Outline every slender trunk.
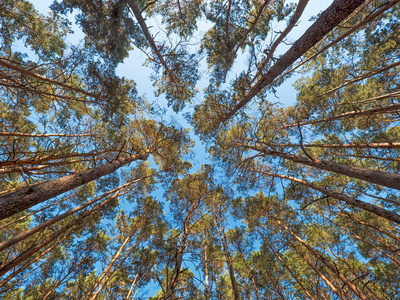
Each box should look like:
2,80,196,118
248,143,400,190
0,176,149,252
0,132,94,138
254,170,400,224
0,58,99,98
212,206,240,300
126,0,174,80
214,273,222,300
235,246,262,300
277,220,368,299
0,151,149,220
165,200,199,299
0,150,111,168
89,249,133,300
280,231,346,300
203,242,210,300
320,60,400,97
252,225,315,300
221,0,366,122
124,250,151,300
0,234,69,288
285,101,400,128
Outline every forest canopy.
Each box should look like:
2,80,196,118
1,0,400,299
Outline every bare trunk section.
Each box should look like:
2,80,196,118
0,175,152,252
221,0,366,122
281,232,346,300
212,206,240,300
254,170,400,224
165,200,200,299
0,151,149,220
248,144,400,191
0,234,69,289
0,132,94,138
126,0,174,80
284,101,400,128
0,58,99,98
252,225,315,300
277,221,368,299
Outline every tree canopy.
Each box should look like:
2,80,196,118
1,0,400,299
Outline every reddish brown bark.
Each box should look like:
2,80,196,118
252,225,315,300
277,221,368,299
284,101,400,128
247,144,400,191
255,170,400,224
212,206,240,300
221,0,366,122
0,151,149,220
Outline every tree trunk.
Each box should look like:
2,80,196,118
126,0,174,80
0,234,69,289
252,225,315,300
248,145,400,191
124,250,151,300
255,170,400,224
84,231,137,300
165,201,199,299
0,175,150,252
0,151,149,220
285,101,400,128
277,221,368,299
280,230,346,300
212,206,240,300
221,0,366,122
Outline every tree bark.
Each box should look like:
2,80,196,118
0,151,149,220
0,131,94,138
281,232,346,300
165,200,200,299
221,0,366,122
0,180,135,252
270,0,400,89
284,101,400,128
277,221,368,299
252,225,315,300
212,206,240,300
249,145,400,191
255,170,400,224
